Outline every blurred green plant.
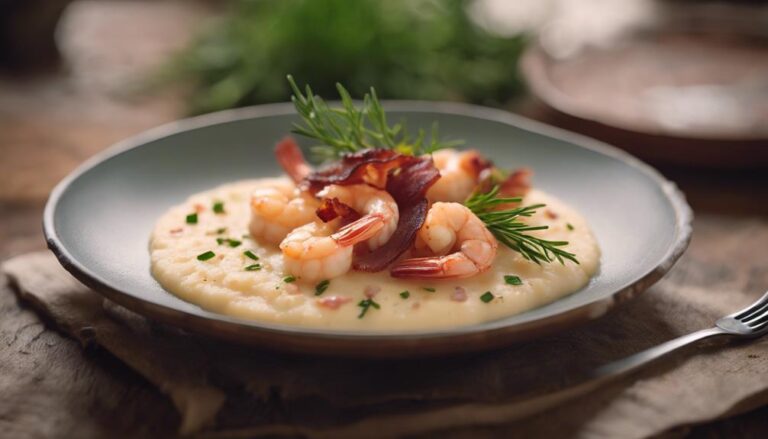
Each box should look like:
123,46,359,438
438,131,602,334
166,0,527,114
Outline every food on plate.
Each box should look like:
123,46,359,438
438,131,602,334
149,76,600,330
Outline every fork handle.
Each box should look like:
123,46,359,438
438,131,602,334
591,327,729,379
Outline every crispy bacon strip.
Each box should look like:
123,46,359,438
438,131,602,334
353,156,440,272
275,137,312,183
304,148,409,193
316,197,361,224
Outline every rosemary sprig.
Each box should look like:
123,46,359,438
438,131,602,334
466,187,579,265
287,75,461,162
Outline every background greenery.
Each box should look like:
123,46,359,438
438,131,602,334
167,0,527,114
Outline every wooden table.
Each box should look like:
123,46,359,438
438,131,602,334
1,1,766,437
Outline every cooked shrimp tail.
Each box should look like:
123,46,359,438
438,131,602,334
333,214,385,246
390,245,493,279
275,136,311,183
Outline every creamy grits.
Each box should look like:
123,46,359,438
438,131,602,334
150,178,600,331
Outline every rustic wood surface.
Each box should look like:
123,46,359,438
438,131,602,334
0,1,767,437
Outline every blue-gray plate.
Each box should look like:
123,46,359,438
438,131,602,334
44,102,692,357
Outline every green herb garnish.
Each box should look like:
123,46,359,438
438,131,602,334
283,275,296,283
197,251,216,261
213,201,225,214
245,264,262,271
186,213,198,224
466,186,578,265
288,75,461,162
400,291,410,299
504,275,523,286
243,250,259,261
217,238,242,248
423,287,436,292
314,280,330,296
357,298,381,318
480,291,494,303
567,223,575,231
216,227,227,234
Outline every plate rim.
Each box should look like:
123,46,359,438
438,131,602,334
43,101,693,355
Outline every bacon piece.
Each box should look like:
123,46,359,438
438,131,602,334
275,136,312,183
466,151,494,179
451,286,468,302
304,148,409,193
353,156,440,272
316,296,352,310
500,167,532,198
315,197,361,224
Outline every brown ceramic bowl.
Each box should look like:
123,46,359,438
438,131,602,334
521,33,768,168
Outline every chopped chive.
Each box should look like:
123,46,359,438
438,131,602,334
423,287,436,292
213,201,225,214
216,227,227,234
314,280,330,296
216,238,242,247
245,264,261,271
480,291,495,303
566,223,575,231
243,250,259,261
185,213,198,224
283,275,296,283
357,298,381,318
400,290,410,299
504,275,523,286
197,251,215,261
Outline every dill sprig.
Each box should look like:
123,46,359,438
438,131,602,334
466,187,579,265
287,75,461,162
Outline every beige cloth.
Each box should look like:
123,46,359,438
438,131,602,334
3,246,768,438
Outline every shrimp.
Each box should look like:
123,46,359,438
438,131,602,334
249,180,320,245
426,149,490,203
316,184,399,251
390,202,497,279
280,216,384,282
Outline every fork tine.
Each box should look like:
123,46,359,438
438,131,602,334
750,319,768,332
734,291,768,319
741,301,768,322
747,312,768,329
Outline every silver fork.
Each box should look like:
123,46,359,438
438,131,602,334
507,291,768,420
593,290,768,379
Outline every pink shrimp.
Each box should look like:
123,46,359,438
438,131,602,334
390,202,498,279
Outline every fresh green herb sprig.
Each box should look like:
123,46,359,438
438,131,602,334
287,75,461,162
165,0,526,116
466,187,579,265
